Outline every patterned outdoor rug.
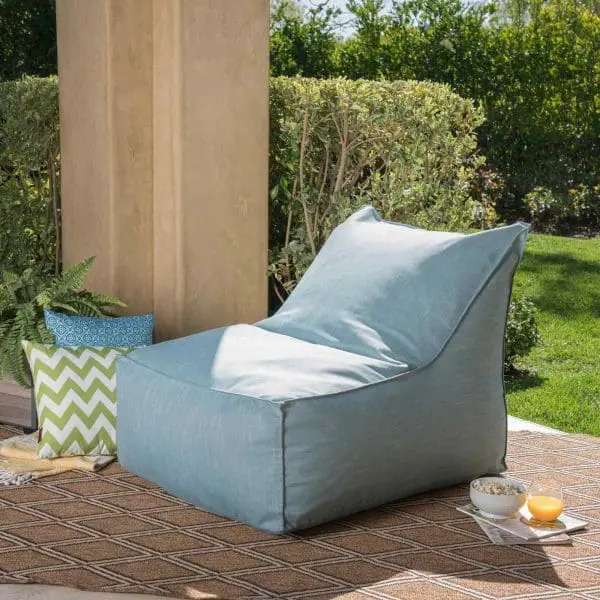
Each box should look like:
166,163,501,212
0,426,599,600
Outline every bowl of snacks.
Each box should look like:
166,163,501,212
470,476,527,517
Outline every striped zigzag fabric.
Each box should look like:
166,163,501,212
21,342,134,459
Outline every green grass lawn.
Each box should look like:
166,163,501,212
507,233,600,436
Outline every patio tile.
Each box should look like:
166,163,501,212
0,428,20,440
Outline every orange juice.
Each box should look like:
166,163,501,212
528,495,564,522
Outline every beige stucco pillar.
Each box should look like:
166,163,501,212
56,0,269,340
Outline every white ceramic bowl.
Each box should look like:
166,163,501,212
469,477,527,517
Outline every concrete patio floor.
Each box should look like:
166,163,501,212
1,416,563,600
506,415,562,434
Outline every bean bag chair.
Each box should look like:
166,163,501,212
117,206,529,533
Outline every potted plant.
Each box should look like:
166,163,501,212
0,257,124,429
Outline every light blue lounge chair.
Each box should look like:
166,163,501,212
117,206,529,533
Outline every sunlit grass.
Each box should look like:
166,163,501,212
507,234,600,436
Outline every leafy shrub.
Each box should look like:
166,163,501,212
0,0,57,80
505,297,541,370
524,187,572,233
525,184,600,235
475,0,600,221
470,168,503,230
568,184,600,234
0,258,124,387
270,0,340,78
269,76,485,303
2,75,486,309
269,0,600,229
0,76,60,277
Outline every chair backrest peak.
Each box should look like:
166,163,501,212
259,206,529,369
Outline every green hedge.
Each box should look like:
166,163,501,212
0,76,60,277
1,76,487,299
269,77,487,302
0,75,538,367
525,185,600,236
270,0,600,225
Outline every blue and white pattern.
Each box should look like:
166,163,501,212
44,310,154,348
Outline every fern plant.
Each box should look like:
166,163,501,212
0,257,125,387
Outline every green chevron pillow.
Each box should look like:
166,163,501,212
22,342,135,459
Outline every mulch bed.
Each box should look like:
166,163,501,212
0,426,599,599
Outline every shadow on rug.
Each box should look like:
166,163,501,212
0,427,599,599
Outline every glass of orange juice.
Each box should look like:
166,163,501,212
527,484,564,522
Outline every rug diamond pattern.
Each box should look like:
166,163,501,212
0,427,599,599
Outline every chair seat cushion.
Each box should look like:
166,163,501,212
125,324,410,401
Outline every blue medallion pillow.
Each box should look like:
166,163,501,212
44,310,154,348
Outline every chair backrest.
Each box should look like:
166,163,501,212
258,206,529,368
